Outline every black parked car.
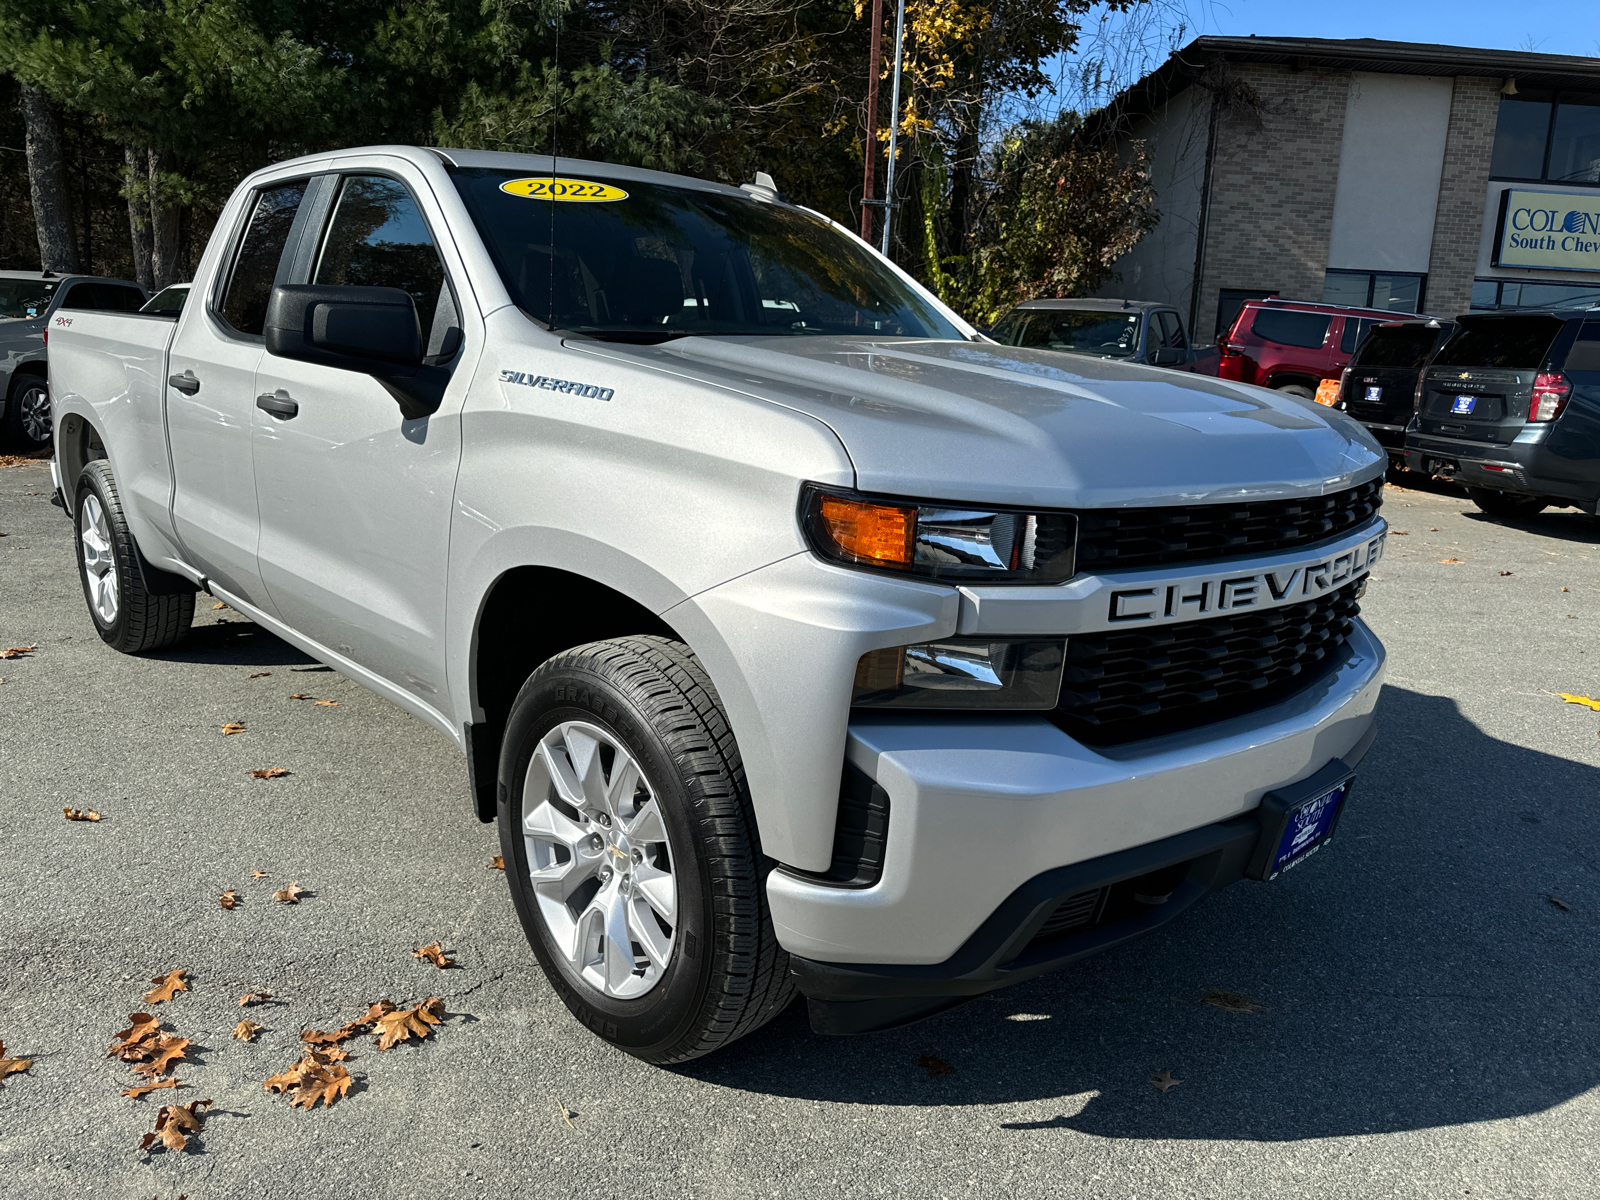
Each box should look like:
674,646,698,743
1335,319,1454,466
1404,310,1600,518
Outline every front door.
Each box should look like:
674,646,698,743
166,178,310,604
250,170,470,707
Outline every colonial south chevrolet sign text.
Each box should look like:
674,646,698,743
1494,189,1600,273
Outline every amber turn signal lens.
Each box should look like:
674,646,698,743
816,494,916,567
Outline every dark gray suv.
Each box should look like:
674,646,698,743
1404,310,1600,518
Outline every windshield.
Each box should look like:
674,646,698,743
1433,315,1565,369
990,308,1142,358
0,280,58,319
449,167,963,342
1354,324,1445,370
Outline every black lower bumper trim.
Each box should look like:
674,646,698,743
791,759,1358,1035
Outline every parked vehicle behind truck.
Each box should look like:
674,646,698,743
1331,318,1455,467
989,298,1221,375
0,270,147,452
48,146,1388,1063
1219,298,1438,400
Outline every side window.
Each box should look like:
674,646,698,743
313,175,452,352
1251,309,1330,350
221,180,309,336
59,283,98,310
1158,311,1186,349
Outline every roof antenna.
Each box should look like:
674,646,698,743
548,2,563,328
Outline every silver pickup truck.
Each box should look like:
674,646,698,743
48,145,1388,1063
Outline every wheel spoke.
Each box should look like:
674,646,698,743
624,796,668,846
634,862,676,925
534,737,586,809
626,894,673,966
601,885,636,992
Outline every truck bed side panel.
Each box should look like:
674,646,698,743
49,312,183,568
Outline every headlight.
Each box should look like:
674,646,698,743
853,639,1066,710
800,485,1077,584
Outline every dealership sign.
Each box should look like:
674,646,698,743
1494,189,1600,273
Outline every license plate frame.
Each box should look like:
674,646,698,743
1247,759,1355,881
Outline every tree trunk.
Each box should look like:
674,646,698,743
124,144,154,290
18,83,80,274
148,147,180,288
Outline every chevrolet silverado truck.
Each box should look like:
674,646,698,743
48,146,1389,1063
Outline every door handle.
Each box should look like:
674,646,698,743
255,390,299,420
168,370,201,395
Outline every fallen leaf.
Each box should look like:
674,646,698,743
1430,527,1439,531
251,870,267,880
273,881,305,904
302,999,397,1047
212,602,227,610
412,941,456,969
1557,693,1600,712
264,1049,354,1109
557,1101,576,1129
108,1015,190,1080
233,1020,261,1042
108,1013,162,1058
0,645,35,659
250,767,289,780
1438,557,1464,565
144,969,190,1004
239,992,272,1007
374,997,445,1050
1562,586,1570,592
917,1054,952,1077
121,1079,181,1099
249,671,272,679
1201,988,1265,1013
221,722,245,735
139,1098,212,1152
488,855,505,870
315,1045,353,1062
1550,895,1573,912
219,890,238,910
313,699,338,707
288,693,308,700
0,1040,33,1084
1150,1069,1180,1093
1391,530,1408,535
63,807,102,822
1499,570,1514,576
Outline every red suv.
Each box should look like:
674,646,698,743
1218,298,1439,397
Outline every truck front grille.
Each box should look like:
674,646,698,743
1052,579,1363,746
1073,479,1382,572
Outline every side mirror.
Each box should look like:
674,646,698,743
264,284,445,420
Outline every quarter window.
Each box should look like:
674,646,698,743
220,180,309,336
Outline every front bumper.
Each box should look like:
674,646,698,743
1404,428,1600,509
769,619,1385,1031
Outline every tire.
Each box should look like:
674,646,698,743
73,461,195,653
498,636,795,1063
1275,383,1315,400
1466,487,1548,519
3,375,52,452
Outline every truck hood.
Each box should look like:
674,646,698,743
599,335,1386,508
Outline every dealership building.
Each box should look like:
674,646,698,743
1093,36,1600,340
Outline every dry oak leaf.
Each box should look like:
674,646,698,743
212,602,227,610
264,1049,355,1109
917,1054,952,1077
488,855,505,871
288,693,309,700
1391,530,1408,535
219,890,238,910
1562,586,1571,592
1500,570,1515,576
412,941,456,969
1557,693,1600,712
250,767,289,780
249,671,272,679
0,1040,34,1084
1438,557,1464,565
0,645,35,658
233,1020,262,1042
144,969,190,1004
313,699,338,707
1150,1069,1180,1093
131,1038,191,1079
239,991,272,1007
301,999,396,1048
374,997,445,1050
108,1013,163,1059
251,870,267,880
221,722,245,735
1201,988,1265,1013
139,1098,212,1152
273,881,306,904
121,1079,181,1099
63,807,102,822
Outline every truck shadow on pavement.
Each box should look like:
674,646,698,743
149,620,320,668
687,684,1600,1141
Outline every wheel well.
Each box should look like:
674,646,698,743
54,413,106,508
8,362,46,395
1266,373,1319,392
466,566,678,822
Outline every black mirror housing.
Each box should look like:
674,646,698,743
264,284,447,420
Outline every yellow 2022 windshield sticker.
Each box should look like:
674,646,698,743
500,177,629,202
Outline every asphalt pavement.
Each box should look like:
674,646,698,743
2,457,1599,1200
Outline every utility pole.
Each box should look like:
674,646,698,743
859,0,885,242
879,0,907,257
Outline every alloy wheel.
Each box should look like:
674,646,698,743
17,382,51,444
79,493,119,625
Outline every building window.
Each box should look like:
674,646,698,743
1490,89,1600,185
1321,269,1425,313
1215,288,1278,339
1471,277,1600,310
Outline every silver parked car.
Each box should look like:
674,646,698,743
0,270,147,451
47,147,1388,1062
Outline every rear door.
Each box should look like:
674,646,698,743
1417,314,1568,446
249,167,472,704
166,176,313,604
1345,323,1442,429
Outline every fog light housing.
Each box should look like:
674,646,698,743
852,639,1066,710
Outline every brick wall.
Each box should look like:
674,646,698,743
1426,76,1501,316
1193,64,1351,339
